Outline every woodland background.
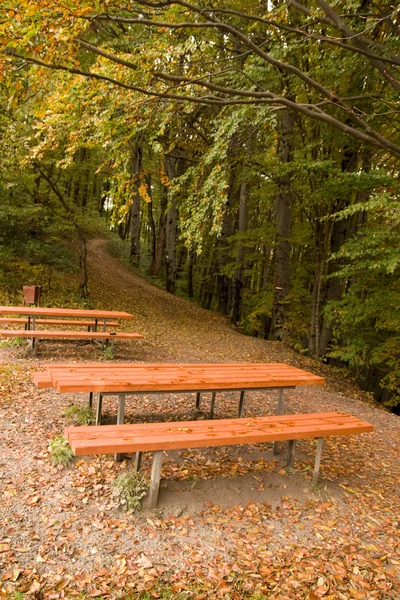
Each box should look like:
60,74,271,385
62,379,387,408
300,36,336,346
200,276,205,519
0,0,399,407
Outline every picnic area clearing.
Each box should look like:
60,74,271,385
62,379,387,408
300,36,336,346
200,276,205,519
0,239,399,599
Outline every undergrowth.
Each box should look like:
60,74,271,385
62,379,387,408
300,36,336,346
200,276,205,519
112,470,149,512
64,403,95,425
48,435,74,466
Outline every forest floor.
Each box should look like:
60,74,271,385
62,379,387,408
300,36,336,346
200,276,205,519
0,239,399,599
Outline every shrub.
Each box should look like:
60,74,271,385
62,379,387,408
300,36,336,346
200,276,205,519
64,403,94,425
48,435,74,466
112,470,149,512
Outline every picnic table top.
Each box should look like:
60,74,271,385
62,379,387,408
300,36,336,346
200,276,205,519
0,306,135,319
33,362,325,393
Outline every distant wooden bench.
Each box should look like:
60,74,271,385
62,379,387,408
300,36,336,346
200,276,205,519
65,412,374,508
0,330,144,354
0,318,120,330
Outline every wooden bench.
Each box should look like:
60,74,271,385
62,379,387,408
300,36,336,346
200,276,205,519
0,318,120,330
65,412,374,508
0,330,144,354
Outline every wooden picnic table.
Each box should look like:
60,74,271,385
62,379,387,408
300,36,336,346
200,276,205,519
0,306,137,353
33,363,325,446
0,306,135,329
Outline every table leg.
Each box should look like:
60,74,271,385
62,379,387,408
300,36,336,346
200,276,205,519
101,319,107,350
95,394,103,426
238,391,246,418
88,392,93,409
31,317,37,353
195,392,201,410
134,452,142,472
115,394,126,462
272,389,285,455
209,392,216,419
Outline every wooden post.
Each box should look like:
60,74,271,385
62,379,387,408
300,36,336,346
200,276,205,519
148,451,163,509
313,438,324,485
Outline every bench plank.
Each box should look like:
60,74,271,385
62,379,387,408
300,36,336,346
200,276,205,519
0,330,143,340
65,412,373,455
0,306,135,319
0,318,120,327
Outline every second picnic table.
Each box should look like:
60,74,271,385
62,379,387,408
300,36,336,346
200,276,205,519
0,306,141,352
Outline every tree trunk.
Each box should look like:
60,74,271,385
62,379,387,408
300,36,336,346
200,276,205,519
77,227,88,297
270,110,295,341
188,244,195,299
164,154,177,293
146,174,156,261
216,169,234,314
129,143,143,266
230,178,249,324
318,145,360,355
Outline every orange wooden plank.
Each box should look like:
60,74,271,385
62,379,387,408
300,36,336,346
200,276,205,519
0,306,135,319
0,318,120,327
32,363,325,391
55,377,322,393
0,330,143,340
64,412,359,436
64,412,374,455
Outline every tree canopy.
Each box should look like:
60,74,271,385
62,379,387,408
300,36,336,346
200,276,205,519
0,0,399,406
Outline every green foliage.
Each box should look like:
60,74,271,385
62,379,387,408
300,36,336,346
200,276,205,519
112,470,149,513
64,404,95,426
48,435,74,466
0,337,24,348
100,345,115,361
9,593,25,600
325,193,400,405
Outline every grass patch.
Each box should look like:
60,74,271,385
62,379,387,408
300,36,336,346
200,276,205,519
112,470,149,513
100,345,115,360
48,435,74,466
64,403,95,425
0,337,25,348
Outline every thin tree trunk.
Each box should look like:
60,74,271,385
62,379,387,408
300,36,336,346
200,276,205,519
146,174,156,261
77,227,88,297
164,154,177,293
217,169,234,314
230,178,249,323
130,143,143,266
270,110,295,341
188,244,195,299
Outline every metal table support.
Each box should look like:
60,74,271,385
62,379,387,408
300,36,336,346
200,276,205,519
92,386,293,431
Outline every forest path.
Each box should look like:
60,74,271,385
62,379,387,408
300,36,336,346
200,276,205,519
86,238,299,365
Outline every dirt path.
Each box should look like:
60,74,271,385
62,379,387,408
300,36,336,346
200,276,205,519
0,239,399,598
86,239,299,365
